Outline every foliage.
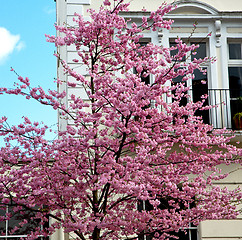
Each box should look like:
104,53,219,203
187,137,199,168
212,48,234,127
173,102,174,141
233,112,242,121
0,0,241,240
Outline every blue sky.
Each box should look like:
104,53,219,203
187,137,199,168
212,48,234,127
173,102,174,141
0,0,57,140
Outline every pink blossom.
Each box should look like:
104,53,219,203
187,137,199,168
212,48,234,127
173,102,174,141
0,1,241,240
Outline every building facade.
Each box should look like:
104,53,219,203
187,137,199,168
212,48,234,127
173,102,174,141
54,1,242,240
56,0,242,133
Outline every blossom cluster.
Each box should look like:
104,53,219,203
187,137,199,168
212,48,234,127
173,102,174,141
0,1,241,240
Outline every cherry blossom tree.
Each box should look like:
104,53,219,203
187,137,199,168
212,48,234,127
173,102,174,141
0,0,241,239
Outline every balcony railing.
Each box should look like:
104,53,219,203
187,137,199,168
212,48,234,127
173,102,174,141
163,89,242,130
204,89,242,130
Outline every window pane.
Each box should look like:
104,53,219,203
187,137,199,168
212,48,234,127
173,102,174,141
0,205,49,239
170,42,186,61
228,67,242,98
170,230,189,240
170,42,178,57
229,43,242,59
141,72,150,85
138,234,144,240
9,207,40,235
172,69,187,107
192,69,209,124
191,229,198,240
146,235,153,240
191,42,206,60
137,200,144,211
145,201,153,212
0,208,6,236
134,41,151,85
229,67,242,129
172,74,185,84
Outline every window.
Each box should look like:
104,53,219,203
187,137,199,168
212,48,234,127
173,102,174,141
229,43,242,59
0,205,48,240
170,41,207,62
133,39,152,116
134,39,151,85
169,224,198,240
191,42,206,61
137,198,198,240
170,42,186,62
192,69,209,124
228,41,242,129
172,71,188,107
170,41,209,124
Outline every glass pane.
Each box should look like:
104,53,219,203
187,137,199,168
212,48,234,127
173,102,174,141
170,230,189,240
138,234,145,240
145,201,153,211
229,43,242,59
228,67,242,98
158,198,169,210
170,42,186,61
192,69,209,124
141,72,150,85
138,231,152,240
0,208,6,236
229,67,242,129
231,99,242,130
137,200,144,211
9,208,40,235
172,74,185,84
191,229,198,240
172,69,187,107
191,42,206,60
133,68,150,85
135,41,151,85
146,234,153,240
170,42,178,56
0,205,48,239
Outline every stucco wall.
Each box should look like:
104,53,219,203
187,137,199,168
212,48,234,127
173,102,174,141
54,0,242,239
81,0,242,14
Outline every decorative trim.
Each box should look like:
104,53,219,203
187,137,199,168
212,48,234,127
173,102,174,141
170,0,219,15
215,20,221,47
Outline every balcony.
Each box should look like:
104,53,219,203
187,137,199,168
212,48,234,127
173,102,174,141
189,89,242,130
206,89,242,130
164,89,242,130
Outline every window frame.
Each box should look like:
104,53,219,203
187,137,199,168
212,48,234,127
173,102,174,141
137,199,199,240
168,39,210,125
0,204,49,240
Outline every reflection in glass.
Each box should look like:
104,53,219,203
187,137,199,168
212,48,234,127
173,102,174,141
229,43,242,59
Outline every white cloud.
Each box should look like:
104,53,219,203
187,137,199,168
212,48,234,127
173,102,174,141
0,27,23,64
16,41,25,51
44,6,56,15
